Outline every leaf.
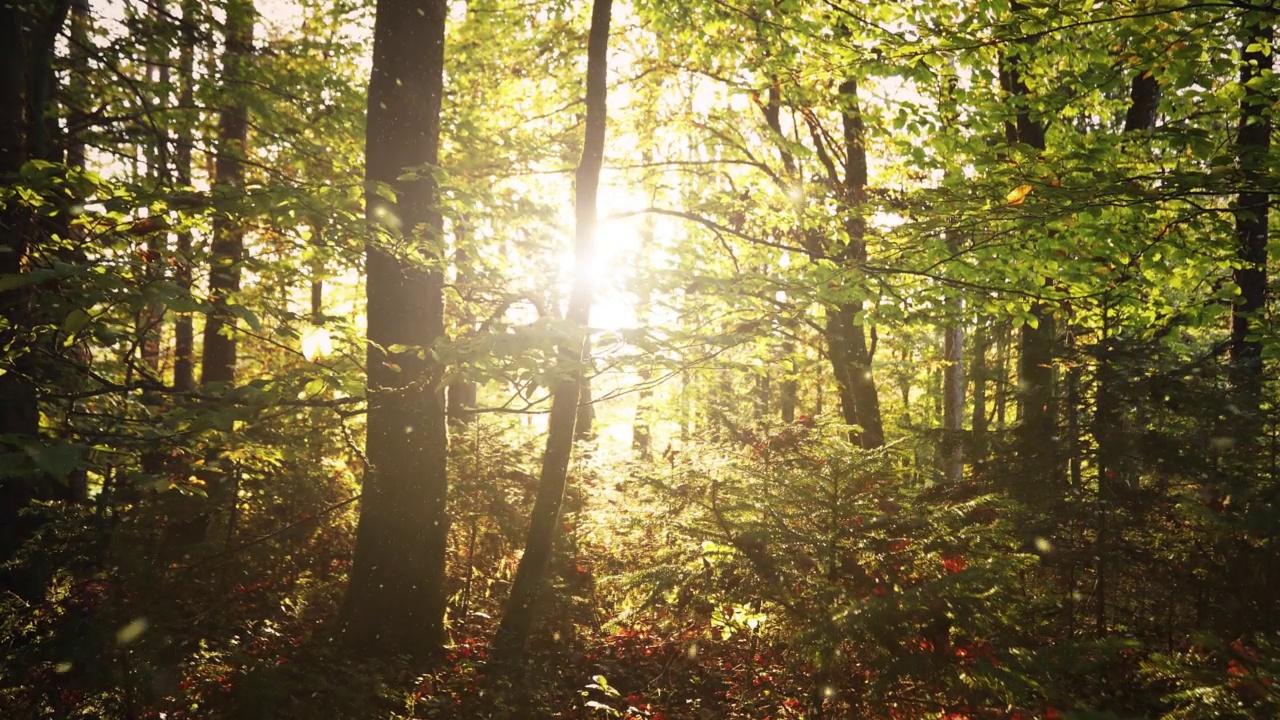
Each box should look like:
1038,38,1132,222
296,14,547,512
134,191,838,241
63,308,92,335
26,441,83,481
230,304,262,332
1006,184,1034,206
0,274,30,293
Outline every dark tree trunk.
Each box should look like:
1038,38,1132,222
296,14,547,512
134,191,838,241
1095,69,1161,633
341,0,451,658
171,0,197,393
178,0,251,548
1095,70,1159,489
200,0,252,389
64,0,88,171
0,0,73,593
492,0,612,663
824,77,883,450
140,0,170,377
1000,12,1054,488
762,85,798,426
310,223,324,322
1231,11,1271,424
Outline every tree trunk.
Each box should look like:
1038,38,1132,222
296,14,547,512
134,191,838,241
632,369,653,460
1094,67,1161,637
200,0,252,388
341,0,451,658
943,320,964,483
171,0,198,393
995,320,1009,428
0,0,73,594
970,324,988,460
763,84,800,427
780,342,797,424
447,242,477,425
575,344,596,443
140,0,169,377
1231,10,1271,429
831,77,883,450
492,0,611,663
1000,12,1054,489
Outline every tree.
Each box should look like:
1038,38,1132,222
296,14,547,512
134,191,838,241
201,0,253,390
172,0,200,394
492,0,612,663
0,0,72,591
1230,7,1272,431
341,0,451,657
1001,2,1054,492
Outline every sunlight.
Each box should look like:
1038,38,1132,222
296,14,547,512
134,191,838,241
549,179,649,333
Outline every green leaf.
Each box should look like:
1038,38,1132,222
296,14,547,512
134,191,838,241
25,441,82,481
63,308,92,335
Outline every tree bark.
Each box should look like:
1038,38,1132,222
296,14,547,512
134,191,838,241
762,85,799,425
943,319,964,483
0,0,73,593
492,0,612,663
140,0,170,377
1231,10,1271,427
447,241,477,425
1000,11,1054,488
341,0,451,658
825,77,884,450
970,324,988,460
201,0,252,388
170,0,199,393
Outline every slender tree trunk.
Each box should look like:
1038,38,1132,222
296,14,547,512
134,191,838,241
171,0,197,393
1095,69,1161,634
827,77,884,450
1231,10,1272,431
201,0,252,387
341,0,450,658
310,222,324,322
995,321,1009,428
140,0,169,377
1000,12,1054,489
184,0,251,546
575,343,596,443
780,343,797,424
970,324,988,460
679,369,691,442
943,319,964,483
65,0,88,171
763,84,799,426
632,369,653,460
492,0,611,662
755,371,771,422
447,241,477,425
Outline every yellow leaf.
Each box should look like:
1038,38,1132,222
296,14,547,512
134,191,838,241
1006,184,1034,206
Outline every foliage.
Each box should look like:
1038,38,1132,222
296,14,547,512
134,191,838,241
2,0,1280,717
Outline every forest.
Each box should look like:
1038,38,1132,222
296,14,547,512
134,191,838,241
2,0,1279,717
